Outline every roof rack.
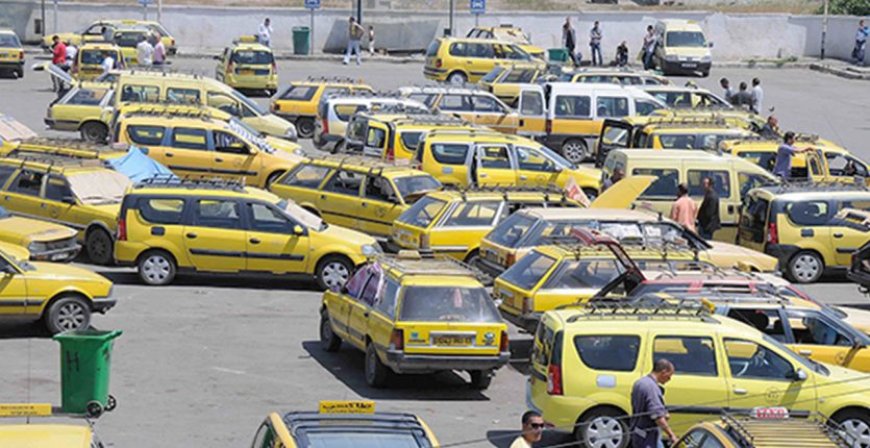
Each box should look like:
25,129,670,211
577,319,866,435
771,178,869,193
444,184,577,203
721,412,851,448
134,175,247,191
304,75,362,84
322,90,405,100
376,254,490,283
631,290,791,308
399,84,484,94
565,299,719,323
642,116,731,127
17,138,121,155
6,151,108,168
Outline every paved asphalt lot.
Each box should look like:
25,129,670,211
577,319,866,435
1,55,869,447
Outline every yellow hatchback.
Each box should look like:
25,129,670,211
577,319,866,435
271,77,374,139
215,40,278,95
320,252,509,389
423,37,544,84
0,29,24,79
72,43,123,81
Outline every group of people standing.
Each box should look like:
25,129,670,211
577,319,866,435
133,32,168,67
719,77,764,114
255,16,375,65
560,18,652,69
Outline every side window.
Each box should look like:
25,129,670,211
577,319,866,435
787,310,853,346
279,85,317,101
126,125,165,145
596,96,630,118
728,309,788,342
45,175,73,202
366,127,386,149
635,99,661,116
360,269,382,306
193,199,242,229
207,92,242,117
0,165,16,188
554,95,591,118
785,200,831,226
344,266,373,299
439,95,473,112
845,156,869,177
738,172,769,198
280,165,331,189
442,201,500,227
119,84,159,103
374,278,399,318
687,170,731,198
171,127,209,151
477,146,511,169
635,168,678,199
516,146,558,172
248,203,294,233
574,335,640,371
166,87,200,105
214,131,250,155
448,42,467,57
542,259,622,289
324,170,363,196
138,198,185,225
468,43,495,58
653,336,717,376
9,170,43,197
724,338,795,380
431,143,469,165
520,91,544,115
472,96,503,113
364,176,397,203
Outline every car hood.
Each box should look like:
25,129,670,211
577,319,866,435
0,217,77,243
26,262,111,284
249,114,295,137
264,137,304,159
0,242,30,261
707,241,778,271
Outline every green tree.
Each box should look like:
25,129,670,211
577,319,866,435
826,0,870,16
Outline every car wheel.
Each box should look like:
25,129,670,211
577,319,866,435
561,139,589,164
831,409,870,448
80,122,108,143
320,311,342,352
365,342,390,388
576,408,628,448
447,71,468,85
86,228,113,265
15,69,23,79
316,255,352,291
700,70,710,78
296,118,315,139
464,250,481,266
138,250,177,286
469,369,493,390
582,188,599,202
788,251,824,284
331,140,346,154
45,295,91,334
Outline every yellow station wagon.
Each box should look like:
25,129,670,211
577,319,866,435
0,205,80,262
320,252,509,389
0,29,24,79
271,77,374,139
215,39,278,95
423,37,544,84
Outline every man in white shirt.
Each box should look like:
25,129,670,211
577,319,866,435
101,52,115,74
136,35,154,66
64,41,77,68
258,18,273,47
751,77,764,114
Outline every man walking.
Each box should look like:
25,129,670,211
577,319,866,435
153,32,166,67
136,34,154,67
509,411,544,448
629,359,677,448
50,36,67,91
642,25,656,70
773,131,813,179
258,18,273,47
670,183,697,233
751,78,764,114
854,20,868,65
697,177,720,240
563,18,577,65
590,21,602,66
719,78,733,103
344,17,366,65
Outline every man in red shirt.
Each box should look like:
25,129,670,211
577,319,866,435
50,36,67,91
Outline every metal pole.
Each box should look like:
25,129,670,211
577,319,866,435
53,0,58,33
474,12,478,27
310,8,315,55
820,0,829,60
158,0,163,22
356,0,362,23
40,0,45,37
143,3,148,20
449,0,454,36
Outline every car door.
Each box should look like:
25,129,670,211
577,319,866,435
182,197,246,272
781,308,870,372
212,129,262,185
3,168,50,223
41,174,84,242
596,119,634,167
516,86,546,137
830,198,870,267
368,277,400,352
473,144,516,186
361,121,389,158
161,127,212,179
317,169,365,229
513,145,561,187
244,201,309,275
471,95,517,134
329,266,374,344
0,254,27,316
215,48,229,81
347,267,382,348
360,175,403,238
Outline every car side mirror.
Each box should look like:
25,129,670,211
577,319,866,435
790,368,808,381
708,42,714,48
292,225,304,236
61,195,76,205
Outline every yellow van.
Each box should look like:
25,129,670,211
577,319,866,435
345,111,474,161
0,29,24,79
72,43,124,81
399,86,519,134
271,77,374,138
43,19,177,55
214,40,278,95
725,138,868,184
653,19,714,76
466,25,546,59
423,37,545,84
603,149,778,242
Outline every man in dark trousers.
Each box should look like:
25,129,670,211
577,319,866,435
629,359,677,448
563,17,577,65
697,177,720,240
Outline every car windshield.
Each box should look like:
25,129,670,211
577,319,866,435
499,251,555,290
1,251,35,272
393,176,441,201
486,213,538,248
400,286,501,322
80,50,105,65
0,34,21,47
278,199,325,231
481,67,505,83
115,32,145,48
227,118,275,154
762,333,829,376
231,50,274,64
231,88,268,116
666,31,707,48
396,196,446,228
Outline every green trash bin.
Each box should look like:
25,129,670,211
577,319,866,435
548,48,569,63
53,329,122,417
293,26,311,55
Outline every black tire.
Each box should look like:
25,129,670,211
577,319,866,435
464,249,481,266
296,118,315,139
365,342,390,388
86,401,103,418
787,250,824,284
447,71,468,85
44,295,91,334
80,122,108,143
15,69,23,79
469,369,494,390
561,139,589,164
331,140,346,154
85,228,113,265
265,171,285,188
700,70,710,78
582,188,599,202
830,409,870,447
315,255,353,291
575,408,628,448
137,250,177,286
320,311,342,352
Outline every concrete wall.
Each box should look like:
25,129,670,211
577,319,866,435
2,0,865,61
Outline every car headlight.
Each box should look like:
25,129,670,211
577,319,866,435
665,55,680,62
285,125,298,141
361,244,381,257
701,55,712,62
28,242,47,253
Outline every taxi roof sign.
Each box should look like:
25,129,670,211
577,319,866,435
318,401,376,414
750,406,789,420
0,403,53,418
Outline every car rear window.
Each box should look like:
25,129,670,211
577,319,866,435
306,430,428,448
442,201,500,227
0,34,21,47
574,335,640,371
231,50,274,64
504,69,535,83
400,286,500,323
426,40,440,57
65,89,108,106
486,213,538,248
280,85,316,101
393,175,441,201
635,168,678,199
541,259,623,290
499,251,555,290
126,125,165,145
397,196,446,228
80,50,105,65
137,198,185,224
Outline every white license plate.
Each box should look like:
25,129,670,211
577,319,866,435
51,253,67,261
683,62,698,68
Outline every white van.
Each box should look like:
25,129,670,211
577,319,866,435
653,19,713,77
314,95,428,152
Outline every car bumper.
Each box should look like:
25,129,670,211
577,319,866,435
227,77,278,90
44,118,80,132
384,349,511,373
30,244,81,263
91,295,117,313
423,67,448,81
660,60,711,74
476,257,506,279
0,61,23,70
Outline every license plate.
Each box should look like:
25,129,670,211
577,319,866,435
683,62,698,68
51,253,67,261
239,69,254,75
433,335,473,347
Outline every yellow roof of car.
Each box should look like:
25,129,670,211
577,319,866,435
751,182,870,201
302,155,427,177
79,42,119,51
436,36,514,45
424,188,580,204
131,180,281,201
292,78,367,88
118,103,231,120
546,303,737,330
644,125,753,135
0,424,92,447
119,113,230,128
232,42,272,52
710,414,849,447
534,243,699,262
0,152,112,173
424,129,539,145
614,149,773,168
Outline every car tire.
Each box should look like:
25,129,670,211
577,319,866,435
86,228,113,265
15,69,23,79
582,188,598,202
464,250,481,266
469,369,493,390
575,408,628,448
296,118,315,139
831,409,870,447
320,311,342,352
447,71,468,85
787,250,824,284
44,295,91,334
365,342,390,388
265,171,284,188
80,122,108,143
561,139,589,164
700,70,710,78
137,250,177,286
315,255,353,291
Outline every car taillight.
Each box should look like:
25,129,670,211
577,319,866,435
272,62,277,74
420,233,429,249
499,330,509,352
547,363,563,395
117,218,127,241
18,51,24,60
322,118,329,135
390,329,404,350
545,119,552,134
435,58,442,68
767,222,778,245
522,296,533,315
506,253,516,267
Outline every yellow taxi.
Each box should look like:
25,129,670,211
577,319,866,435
44,81,114,142
423,37,545,84
466,25,546,59
725,138,868,184
345,111,474,160
398,86,519,134
558,67,670,86
321,252,509,388
528,301,870,448
0,29,24,79
251,401,439,448
42,19,177,55
115,178,379,289
215,38,278,95
0,206,80,262
673,409,852,447
0,424,105,447
72,42,123,81
413,129,602,197
111,26,151,66
653,19,713,77
478,63,547,106
314,94,430,152
271,77,374,138
114,110,303,188
738,183,870,283
641,84,731,109
269,156,442,240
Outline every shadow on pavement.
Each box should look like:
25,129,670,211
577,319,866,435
0,320,51,339
96,270,321,292
486,429,575,448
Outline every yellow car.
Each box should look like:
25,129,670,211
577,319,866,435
115,178,379,289
0,246,114,334
0,206,80,262
725,138,868,184
738,183,870,283
398,86,518,134
415,129,602,197
72,43,124,81
0,424,105,448
269,156,442,240
314,94,430,152
558,67,670,86
423,37,545,84
43,19,177,55
45,82,115,142
111,26,151,66
215,40,278,95
271,77,374,139
114,110,303,188
466,25,546,59
478,64,547,106
673,410,851,447
345,111,474,160
528,302,870,448
251,401,439,448
320,252,509,388
641,85,731,109
0,29,24,79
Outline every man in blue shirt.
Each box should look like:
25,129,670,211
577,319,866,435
773,131,813,179
854,20,868,65
629,359,677,448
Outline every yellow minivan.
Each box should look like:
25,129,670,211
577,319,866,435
42,19,177,55
725,138,869,185
478,64,547,106
423,37,545,84
653,19,714,77
399,86,519,134
214,40,278,95
345,111,473,161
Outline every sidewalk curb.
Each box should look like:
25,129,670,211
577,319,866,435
809,63,870,80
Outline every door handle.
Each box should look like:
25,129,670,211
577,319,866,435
727,205,736,214
165,152,174,158
249,238,261,244
361,202,368,208
363,311,370,318
215,158,224,163
3,196,9,200
186,232,197,239
834,233,844,238
40,203,46,208
733,388,747,395
479,173,488,178
519,119,525,127
320,194,327,200
519,175,528,180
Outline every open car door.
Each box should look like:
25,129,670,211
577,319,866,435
516,85,546,137
595,118,634,167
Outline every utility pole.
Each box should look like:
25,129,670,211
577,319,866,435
356,0,362,23
40,0,45,37
448,0,454,36
820,0,829,60
158,0,163,22
53,0,58,33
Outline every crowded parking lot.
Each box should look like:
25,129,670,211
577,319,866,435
1,18,870,448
